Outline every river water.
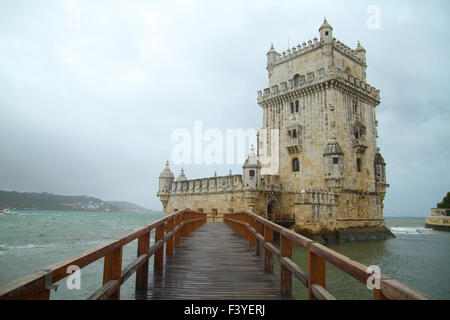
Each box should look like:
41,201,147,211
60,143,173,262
0,211,448,299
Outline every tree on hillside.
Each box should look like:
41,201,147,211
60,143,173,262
437,192,450,208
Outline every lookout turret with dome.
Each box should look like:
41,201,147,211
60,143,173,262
157,161,174,210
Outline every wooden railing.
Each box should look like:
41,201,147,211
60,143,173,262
224,211,433,300
0,209,207,300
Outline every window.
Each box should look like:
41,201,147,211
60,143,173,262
295,100,299,112
249,170,255,177
292,129,297,139
333,157,339,164
352,100,358,113
292,158,300,172
325,31,329,36
293,74,300,86
290,102,294,113
356,158,362,172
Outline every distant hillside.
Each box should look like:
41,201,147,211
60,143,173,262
0,190,159,213
105,201,160,214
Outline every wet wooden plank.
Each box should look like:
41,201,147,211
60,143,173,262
132,222,290,300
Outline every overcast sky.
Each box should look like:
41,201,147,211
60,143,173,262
0,0,449,216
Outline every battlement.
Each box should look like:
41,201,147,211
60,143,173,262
168,174,281,195
257,66,380,104
268,37,364,69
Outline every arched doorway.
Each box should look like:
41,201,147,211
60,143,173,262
266,200,279,221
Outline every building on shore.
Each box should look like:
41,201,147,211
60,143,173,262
426,208,450,231
157,18,394,242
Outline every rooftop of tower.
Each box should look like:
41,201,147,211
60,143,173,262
257,18,380,105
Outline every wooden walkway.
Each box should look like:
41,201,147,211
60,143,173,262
133,222,289,300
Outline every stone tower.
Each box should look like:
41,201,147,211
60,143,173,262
257,18,391,239
157,19,393,242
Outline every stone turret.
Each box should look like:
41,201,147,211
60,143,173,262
157,161,174,210
242,145,261,190
266,43,278,78
323,135,344,191
355,41,367,64
266,43,278,65
374,149,387,185
319,17,333,43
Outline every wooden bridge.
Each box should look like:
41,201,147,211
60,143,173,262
0,210,432,300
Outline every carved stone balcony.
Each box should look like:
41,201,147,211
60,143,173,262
354,137,368,154
286,137,302,154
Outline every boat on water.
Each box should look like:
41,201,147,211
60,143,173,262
425,208,450,231
0,209,19,216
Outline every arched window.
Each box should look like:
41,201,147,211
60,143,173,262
295,100,299,112
356,158,362,172
290,102,294,113
292,158,300,172
249,170,255,178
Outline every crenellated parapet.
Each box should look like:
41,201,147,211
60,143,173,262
267,37,365,69
257,68,380,106
170,174,244,194
167,173,281,195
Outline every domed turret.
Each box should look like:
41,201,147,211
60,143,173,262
158,161,174,193
319,17,333,43
374,149,387,184
323,135,344,156
355,41,367,63
266,43,279,66
243,145,261,189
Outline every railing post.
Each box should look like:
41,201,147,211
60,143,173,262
373,288,387,300
244,213,249,241
280,234,292,296
255,219,263,256
249,216,255,247
135,230,150,291
103,246,123,300
264,225,273,273
154,224,164,270
174,214,181,246
187,212,192,235
182,212,188,238
166,217,174,255
308,241,326,300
